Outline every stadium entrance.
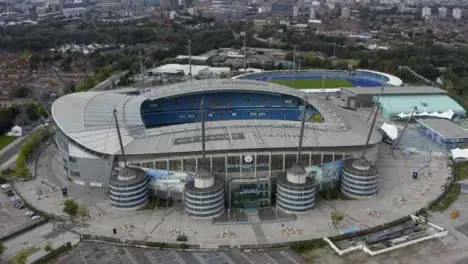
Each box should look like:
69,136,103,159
230,181,271,210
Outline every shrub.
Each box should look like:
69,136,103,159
44,243,53,252
63,199,79,217
0,243,5,255
290,239,327,253
178,243,189,250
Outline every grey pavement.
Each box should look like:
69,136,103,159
15,141,451,249
1,222,80,263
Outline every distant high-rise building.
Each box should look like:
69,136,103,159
309,7,316,19
422,6,431,17
438,7,447,18
341,7,350,18
293,6,298,17
160,0,175,10
453,8,462,20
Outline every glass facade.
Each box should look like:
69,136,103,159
134,150,355,211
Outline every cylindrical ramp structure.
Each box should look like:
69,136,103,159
341,158,378,199
108,167,149,210
276,164,316,214
184,168,225,218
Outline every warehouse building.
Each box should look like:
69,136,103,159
340,86,447,109
416,118,468,150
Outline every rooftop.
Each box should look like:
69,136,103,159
416,118,468,139
342,86,446,96
377,94,466,116
52,79,381,156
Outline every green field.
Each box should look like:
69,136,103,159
270,79,355,89
0,136,15,150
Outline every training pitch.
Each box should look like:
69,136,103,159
270,79,354,89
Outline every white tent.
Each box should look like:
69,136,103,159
451,148,468,160
380,123,398,140
397,109,455,120
6,125,22,137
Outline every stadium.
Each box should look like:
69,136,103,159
234,69,404,88
52,76,386,216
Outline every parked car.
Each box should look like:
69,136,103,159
6,190,14,196
25,211,33,216
1,184,10,189
31,215,40,220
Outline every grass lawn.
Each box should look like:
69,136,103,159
0,135,15,150
270,79,354,89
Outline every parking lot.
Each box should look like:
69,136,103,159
0,184,43,239
54,241,306,264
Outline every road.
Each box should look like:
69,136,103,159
0,125,43,169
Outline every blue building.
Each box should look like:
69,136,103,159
416,118,468,150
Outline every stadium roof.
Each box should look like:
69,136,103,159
52,79,381,156
416,118,468,139
377,94,466,120
342,86,446,95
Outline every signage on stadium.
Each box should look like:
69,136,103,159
261,133,306,139
226,163,270,169
174,133,245,145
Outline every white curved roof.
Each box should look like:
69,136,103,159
355,69,403,86
234,69,404,87
52,79,381,156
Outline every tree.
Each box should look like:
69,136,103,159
0,107,18,135
330,211,345,229
13,86,29,98
0,242,5,255
26,104,39,121
311,113,324,123
63,199,79,217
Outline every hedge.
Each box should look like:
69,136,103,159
15,129,52,177
31,242,72,264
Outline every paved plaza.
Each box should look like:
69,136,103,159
53,241,306,264
13,140,450,248
308,192,468,264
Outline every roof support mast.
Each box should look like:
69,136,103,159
113,109,127,168
362,89,382,159
392,106,418,150
200,97,206,168
188,39,192,78
297,96,308,163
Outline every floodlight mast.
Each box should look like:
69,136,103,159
113,108,127,168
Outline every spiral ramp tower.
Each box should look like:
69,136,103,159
276,164,316,214
108,166,149,210
341,158,378,199
184,168,225,218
